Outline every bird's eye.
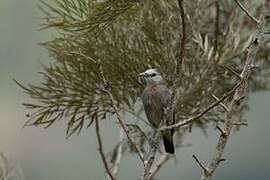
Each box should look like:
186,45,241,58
152,73,156,77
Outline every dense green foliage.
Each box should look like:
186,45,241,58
17,0,269,139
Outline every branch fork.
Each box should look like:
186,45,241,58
200,5,267,179
216,125,227,138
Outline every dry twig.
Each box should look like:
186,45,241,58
142,132,160,180
214,1,220,54
234,0,260,24
112,129,124,177
97,60,146,163
159,82,241,131
148,154,170,180
200,5,267,180
95,118,115,180
192,154,208,175
176,0,187,74
233,122,248,126
211,94,229,111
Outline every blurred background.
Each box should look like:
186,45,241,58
0,0,270,179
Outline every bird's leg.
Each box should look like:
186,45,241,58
142,130,161,180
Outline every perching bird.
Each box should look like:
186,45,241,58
139,69,175,154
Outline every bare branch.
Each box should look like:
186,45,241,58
234,0,259,24
63,51,146,163
112,129,124,177
233,122,248,126
159,82,241,131
211,94,229,111
214,1,220,54
176,0,187,75
142,132,160,180
95,118,115,180
224,65,242,79
216,125,227,137
200,7,267,180
148,128,188,180
97,59,146,163
148,154,170,180
192,155,209,175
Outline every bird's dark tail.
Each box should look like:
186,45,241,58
162,133,175,154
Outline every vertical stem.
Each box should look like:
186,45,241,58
98,60,145,163
200,7,266,180
112,128,124,177
214,1,220,55
142,131,160,180
176,0,187,75
95,119,115,180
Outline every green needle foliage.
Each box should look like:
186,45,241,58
17,0,269,139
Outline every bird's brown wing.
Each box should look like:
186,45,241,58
141,84,163,128
141,83,174,127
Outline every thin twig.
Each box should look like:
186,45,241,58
95,119,115,180
159,82,241,131
148,154,170,180
214,1,220,54
192,155,208,174
148,129,189,179
211,94,229,111
142,132,160,180
176,0,187,75
200,6,267,180
112,129,124,177
233,122,248,126
97,60,145,163
216,125,227,137
224,65,242,79
234,0,259,24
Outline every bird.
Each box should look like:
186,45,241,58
139,68,175,154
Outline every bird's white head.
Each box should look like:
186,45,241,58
139,68,163,85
